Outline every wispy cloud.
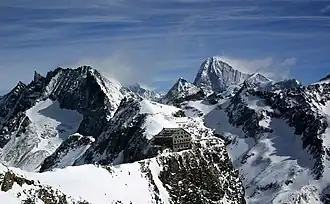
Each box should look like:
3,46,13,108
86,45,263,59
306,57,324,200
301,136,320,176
215,56,297,80
321,5,330,14
0,0,329,91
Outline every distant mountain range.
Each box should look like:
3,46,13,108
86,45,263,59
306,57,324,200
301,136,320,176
0,57,330,204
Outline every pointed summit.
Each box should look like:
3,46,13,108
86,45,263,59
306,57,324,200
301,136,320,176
167,77,196,94
193,56,250,93
243,73,271,87
172,77,190,92
127,83,161,101
33,71,44,82
2,81,27,99
164,77,205,104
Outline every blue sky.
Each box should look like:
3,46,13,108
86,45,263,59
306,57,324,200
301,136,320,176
0,0,329,93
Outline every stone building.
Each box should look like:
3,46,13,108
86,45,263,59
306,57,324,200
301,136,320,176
154,128,192,151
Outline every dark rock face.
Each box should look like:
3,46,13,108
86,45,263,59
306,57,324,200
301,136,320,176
204,92,224,105
271,79,302,91
157,146,245,204
169,89,205,106
226,85,273,138
76,97,157,165
0,66,126,146
0,80,43,148
0,66,128,170
321,184,330,204
43,66,126,137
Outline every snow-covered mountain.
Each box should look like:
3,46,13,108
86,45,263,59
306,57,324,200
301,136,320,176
0,66,128,171
163,77,205,105
183,65,330,203
194,57,251,93
202,81,330,203
0,64,246,204
160,57,330,203
127,83,162,101
1,57,330,204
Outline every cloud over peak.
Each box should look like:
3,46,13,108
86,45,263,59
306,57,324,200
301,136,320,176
215,56,297,81
0,0,329,91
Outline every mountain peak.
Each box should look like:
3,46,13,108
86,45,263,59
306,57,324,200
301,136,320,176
17,81,26,87
244,72,271,84
128,83,161,101
164,77,205,104
172,77,191,92
193,56,251,93
77,65,94,73
33,71,44,84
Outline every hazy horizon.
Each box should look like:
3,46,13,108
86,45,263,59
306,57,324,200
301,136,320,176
1,0,329,93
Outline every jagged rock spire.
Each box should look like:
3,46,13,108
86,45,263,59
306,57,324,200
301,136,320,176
193,56,251,93
33,71,44,82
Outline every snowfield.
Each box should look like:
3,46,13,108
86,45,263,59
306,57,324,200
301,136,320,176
1,158,172,204
0,99,83,171
189,96,330,204
140,100,180,139
25,99,83,153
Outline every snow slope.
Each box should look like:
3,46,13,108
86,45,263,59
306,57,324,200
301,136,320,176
39,133,95,172
1,161,166,204
0,99,83,171
0,163,86,204
2,139,245,204
188,92,329,204
140,100,180,139
29,164,162,204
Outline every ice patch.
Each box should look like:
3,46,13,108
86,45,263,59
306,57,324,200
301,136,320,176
0,99,83,171
26,99,83,153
